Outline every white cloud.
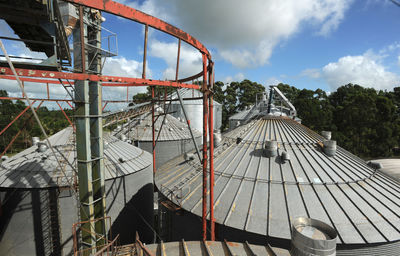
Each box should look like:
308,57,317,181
301,68,321,78
102,56,149,104
302,50,400,90
223,72,246,84
149,40,202,80
129,0,352,68
265,77,282,85
322,54,399,90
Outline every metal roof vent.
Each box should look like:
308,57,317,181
104,141,109,149
236,137,243,144
367,161,383,170
164,119,169,124
214,132,222,147
119,134,127,142
321,131,332,140
116,125,122,131
37,142,48,153
1,155,9,161
281,151,290,163
169,127,173,132
291,217,337,256
184,152,195,161
264,140,278,157
180,127,185,131
323,140,336,157
118,157,125,163
126,139,132,144
32,137,40,146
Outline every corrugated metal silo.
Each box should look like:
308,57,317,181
118,111,202,168
0,127,154,255
155,116,400,255
169,88,222,132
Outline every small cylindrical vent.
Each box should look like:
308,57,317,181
32,137,40,146
1,155,9,161
119,134,127,142
291,217,337,256
37,142,48,153
323,140,336,157
281,151,290,163
116,125,122,131
367,161,383,170
321,131,332,140
214,132,222,147
264,140,278,157
184,152,195,161
236,137,243,144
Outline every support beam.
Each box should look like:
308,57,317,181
202,53,208,241
208,63,215,241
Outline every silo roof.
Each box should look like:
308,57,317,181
155,116,400,246
169,88,221,106
0,127,152,189
120,111,202,142
132,240,289,256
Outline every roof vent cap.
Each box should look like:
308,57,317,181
37,142,48,153
214,132,222,147
281,151,290,163
367,161,383,170
116,125,122,131
323,140,336,157
119,134,127,142
236,137,243,144
169,127,173,132
264,140,278,157
184,152,195,161
32,137,40,146
321,131,332,140
1,155,9,161
118,157,125,163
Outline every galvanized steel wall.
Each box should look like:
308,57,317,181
136,138,202,168
0,165,153,256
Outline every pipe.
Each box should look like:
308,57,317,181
202,53,208,241
152,86,156,173
209,86,215,240
142,24,148,79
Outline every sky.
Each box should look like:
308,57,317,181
1,0,400,110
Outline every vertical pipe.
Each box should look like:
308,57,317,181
142,24,148,79
152,86,156,173
79,6,86,74
175,39,181,81
202,54,208,241
208,63,215,241
46,83,50,99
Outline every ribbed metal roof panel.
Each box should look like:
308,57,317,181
155,117,400,247
0,127,152,189
135,240,289,256
119,111,202,141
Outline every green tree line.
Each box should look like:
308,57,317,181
0,90,73,155
277,83,400,158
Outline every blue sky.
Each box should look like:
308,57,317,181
1,0,400,109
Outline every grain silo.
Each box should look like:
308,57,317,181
0,127,153,255
168,88,222,132
155,115,400,255
117,111,202,168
